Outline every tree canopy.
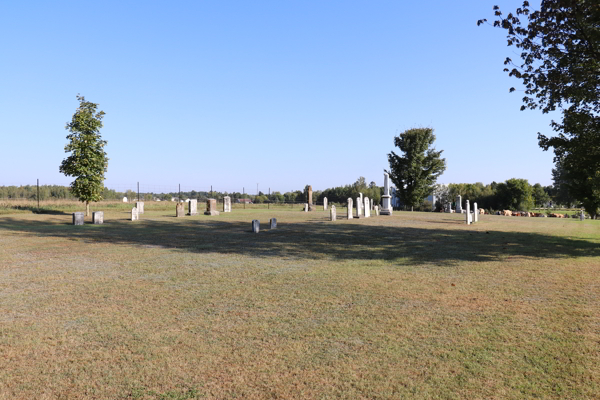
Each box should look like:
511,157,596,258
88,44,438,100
479,1,600,217
387,128,446,210
59,95,108,216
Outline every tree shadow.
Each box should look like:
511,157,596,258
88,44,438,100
0,206,70,215
0,216,597,266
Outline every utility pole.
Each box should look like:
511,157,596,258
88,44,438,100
179,184,181,202
137,182,140,202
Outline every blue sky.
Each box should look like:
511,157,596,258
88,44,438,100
0,1,556,194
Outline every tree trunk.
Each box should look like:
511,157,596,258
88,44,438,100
86,201,90,216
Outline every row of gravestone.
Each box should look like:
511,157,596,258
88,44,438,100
72,212,103,225
72,198,234,225
327,197,381,221
251,218,276,233
132,198,232,221
304,173,393,216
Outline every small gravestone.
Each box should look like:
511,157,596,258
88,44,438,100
136,201,144,214
92,211,104,224
252,220,260,233
456,196,462,213
270,218,277,229
73,212,84,225
304,203,309,212
122,197,128,203
330,205,337,221
374,205,379,216
223,196,232,212
205,198,220,215
131,207,139,221
323,197,328,211
307,185,314,211
364,197,371,218
446,203,452,213
347,198,353,219
473,202,478,223
188,199,198,216
176,203,185,217
356,197,363,218
580,211,585,221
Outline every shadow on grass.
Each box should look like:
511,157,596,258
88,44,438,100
0,206,70,215
0,216,597,266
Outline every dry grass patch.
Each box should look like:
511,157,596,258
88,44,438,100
0,209,598,399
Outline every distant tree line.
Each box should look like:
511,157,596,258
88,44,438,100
0,178,382,206
0,185,121,201
434,176,578,213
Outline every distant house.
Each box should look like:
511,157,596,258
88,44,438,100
237,198,252,204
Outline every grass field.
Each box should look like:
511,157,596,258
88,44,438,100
0,202,598,399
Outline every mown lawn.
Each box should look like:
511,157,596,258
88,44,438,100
0,203,598,399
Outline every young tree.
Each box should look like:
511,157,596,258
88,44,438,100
479,1,599,217
59,95,108,216
387,128,446,211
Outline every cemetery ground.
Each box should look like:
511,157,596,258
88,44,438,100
0,202,598,399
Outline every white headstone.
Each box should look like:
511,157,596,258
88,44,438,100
323,197,328,211
122,197,128,203
374,205,379,216
356,197,363,218
73,212,84,225
252,220,260,233
465,200,471,225
364,197,370,218
330,205,336,221
347,198,353,219
473,202,478,223
580,210,585,221
188,199,198,215
223,196,232,212
456,196,462,213
381,172,392,215
304,203,309,212
131,207,139,221
136,201,144,214
359,193,363,203
92,211,103,224
270,218,277,229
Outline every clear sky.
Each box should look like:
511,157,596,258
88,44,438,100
0,0,556,194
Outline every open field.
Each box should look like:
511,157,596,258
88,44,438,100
0,205,598,399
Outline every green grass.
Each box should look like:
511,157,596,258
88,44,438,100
0,203,598,399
